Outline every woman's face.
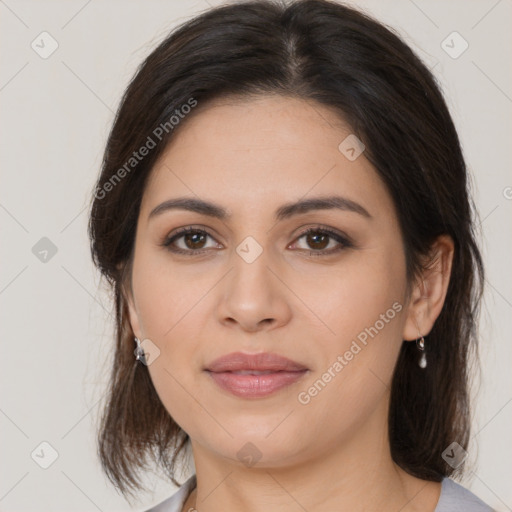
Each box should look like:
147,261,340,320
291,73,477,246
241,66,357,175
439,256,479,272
127,94,415,468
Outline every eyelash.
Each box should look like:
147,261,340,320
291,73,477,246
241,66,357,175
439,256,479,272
161,225,353,258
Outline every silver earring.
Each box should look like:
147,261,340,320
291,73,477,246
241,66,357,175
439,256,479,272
134,337,146,364
416,334,427,369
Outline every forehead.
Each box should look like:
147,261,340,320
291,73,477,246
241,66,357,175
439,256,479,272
140,94,394,222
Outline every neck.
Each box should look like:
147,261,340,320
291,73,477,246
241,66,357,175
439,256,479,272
182,400,442,512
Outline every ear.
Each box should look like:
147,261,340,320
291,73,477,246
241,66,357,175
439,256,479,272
125,289,143,341
402,234,454,341
120,266,143,341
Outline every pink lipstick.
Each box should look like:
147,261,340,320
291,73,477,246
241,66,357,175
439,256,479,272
204,351,309,398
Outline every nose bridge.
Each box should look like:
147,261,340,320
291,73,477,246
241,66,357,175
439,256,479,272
216,233,290,330
230,234,275,300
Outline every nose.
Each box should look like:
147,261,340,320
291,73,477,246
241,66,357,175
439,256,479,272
215,249,292,333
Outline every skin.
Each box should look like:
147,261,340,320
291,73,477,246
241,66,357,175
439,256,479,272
126,94,454,512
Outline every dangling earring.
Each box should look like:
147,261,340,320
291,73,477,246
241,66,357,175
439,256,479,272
134,337,146,364
416,333,427,369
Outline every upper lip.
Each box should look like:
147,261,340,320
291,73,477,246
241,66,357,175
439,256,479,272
205,351,308,372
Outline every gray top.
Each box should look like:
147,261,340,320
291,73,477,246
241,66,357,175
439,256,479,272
145,474,494,512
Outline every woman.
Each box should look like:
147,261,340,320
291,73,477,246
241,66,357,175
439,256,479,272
88,0,493,510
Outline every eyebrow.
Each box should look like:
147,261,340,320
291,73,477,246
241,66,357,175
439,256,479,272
148,195,372,222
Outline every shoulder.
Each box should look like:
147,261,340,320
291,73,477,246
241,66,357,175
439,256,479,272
435,477,494,512
143,474,197,512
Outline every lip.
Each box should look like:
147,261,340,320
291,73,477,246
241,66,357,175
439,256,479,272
205,351,309,373
204,352,309,398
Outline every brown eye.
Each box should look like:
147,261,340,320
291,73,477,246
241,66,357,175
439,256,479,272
304,231,330,250
291,227,352,256
182,231,207,250
162,225,352,258
163,227,219,254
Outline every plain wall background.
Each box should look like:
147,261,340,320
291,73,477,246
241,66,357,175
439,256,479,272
1,0,511,510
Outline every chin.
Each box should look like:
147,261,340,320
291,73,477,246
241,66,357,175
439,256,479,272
201,429,310,469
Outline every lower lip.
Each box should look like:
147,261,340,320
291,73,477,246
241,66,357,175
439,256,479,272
206,370,308,398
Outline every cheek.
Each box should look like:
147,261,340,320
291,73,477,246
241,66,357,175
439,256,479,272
293,249,406,410
131,251,206,394
295,247,406,349
132,247,210,341
132,255,209,430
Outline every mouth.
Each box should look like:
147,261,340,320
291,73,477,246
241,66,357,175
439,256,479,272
204,352,309,398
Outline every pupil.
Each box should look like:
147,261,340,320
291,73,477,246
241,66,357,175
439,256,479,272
308,232,328,250
186,232,205,249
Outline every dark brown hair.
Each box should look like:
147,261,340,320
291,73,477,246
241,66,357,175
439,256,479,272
88,0,484,500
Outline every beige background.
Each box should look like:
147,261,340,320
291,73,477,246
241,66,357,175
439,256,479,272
0,0,511,510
